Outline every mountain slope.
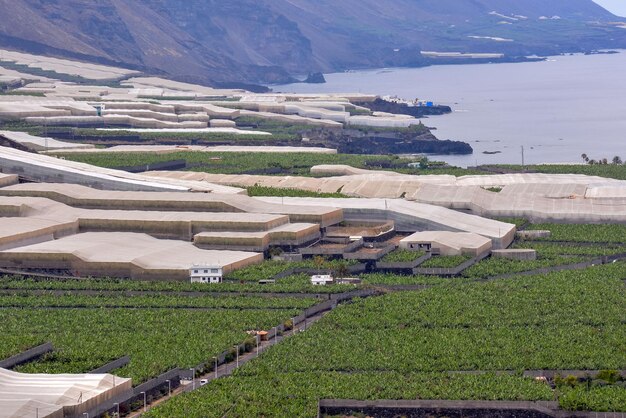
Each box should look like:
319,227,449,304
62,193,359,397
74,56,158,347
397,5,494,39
0,0,624,86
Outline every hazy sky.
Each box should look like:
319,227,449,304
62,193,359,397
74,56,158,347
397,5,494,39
593,0,626,17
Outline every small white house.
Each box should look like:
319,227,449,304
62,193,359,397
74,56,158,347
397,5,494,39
310,274,334,286
190,265,223,284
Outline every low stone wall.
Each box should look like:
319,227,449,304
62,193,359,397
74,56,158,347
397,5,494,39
89,356,130,374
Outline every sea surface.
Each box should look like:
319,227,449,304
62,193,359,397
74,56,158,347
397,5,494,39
275,52,626,167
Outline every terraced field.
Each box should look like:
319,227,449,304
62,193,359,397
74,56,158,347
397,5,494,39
54,150,479,176
0,291,317,383
146,263,626,417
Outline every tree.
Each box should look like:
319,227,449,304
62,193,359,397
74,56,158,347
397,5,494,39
581,153,589,163
335,263,349,278
612,156,623,165
419,156,429,169
268,247,283,258
312,255,326,269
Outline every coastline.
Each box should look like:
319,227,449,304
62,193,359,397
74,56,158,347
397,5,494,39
275,51,626,167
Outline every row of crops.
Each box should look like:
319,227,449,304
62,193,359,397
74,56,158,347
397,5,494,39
225,259,358,282
246,185,348,198
379,249,425,263
524,223,626,243
53,150,483,177
0,275,348,294
146,263,626,416
145,372,555,418
0,292,317,384
420,255,471,268
0,293,317,310
493,164,626,180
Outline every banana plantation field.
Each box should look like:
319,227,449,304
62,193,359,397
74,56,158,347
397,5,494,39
0,293,316,383
146,263,626,417
0,275,348,294
525,223,626,243
146,372,554,418
54,151,483,177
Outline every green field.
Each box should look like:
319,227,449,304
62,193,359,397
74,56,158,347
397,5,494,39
493,164,626,181
53,150,485,177
0,275,349,294
524,223,626,243
379,249,425,263
0,185,623,417
146,263,626,417
0,292,316,383
246,185,348,198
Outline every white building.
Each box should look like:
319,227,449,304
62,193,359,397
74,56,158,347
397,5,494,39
190,265,223,284
310,274,334,286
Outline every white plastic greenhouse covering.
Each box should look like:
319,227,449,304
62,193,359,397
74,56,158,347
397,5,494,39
0,146,244,193
0,367,132,418
0,131,94,151
53,144,336,154
162,166,626,223
256,196,516,248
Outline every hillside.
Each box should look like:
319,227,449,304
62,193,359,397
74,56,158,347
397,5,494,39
0,0,624,86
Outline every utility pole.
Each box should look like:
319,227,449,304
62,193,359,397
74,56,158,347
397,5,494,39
521,146,525,170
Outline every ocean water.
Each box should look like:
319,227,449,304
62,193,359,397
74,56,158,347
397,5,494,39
275,52,626,167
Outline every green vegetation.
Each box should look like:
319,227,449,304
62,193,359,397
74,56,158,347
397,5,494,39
146,373,552,418
559,386,626,412
493,164,626,180
462,255,587,279
0,292,312,383
524,223,626,243
50,149,487,177
379,249,425,263
67,128,294,142
226,259,357,282
483,186,502,193
359,273,451,286
513,242,625,257
233,116,314,138
246,185,348,198
556,371,626,412
420,255,471,268
0,275,350,295
146,263,626,416
0,293,315,310
53,151,423,176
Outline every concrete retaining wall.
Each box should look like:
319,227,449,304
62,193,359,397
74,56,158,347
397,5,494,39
0,342,53,369
89,356,130,374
